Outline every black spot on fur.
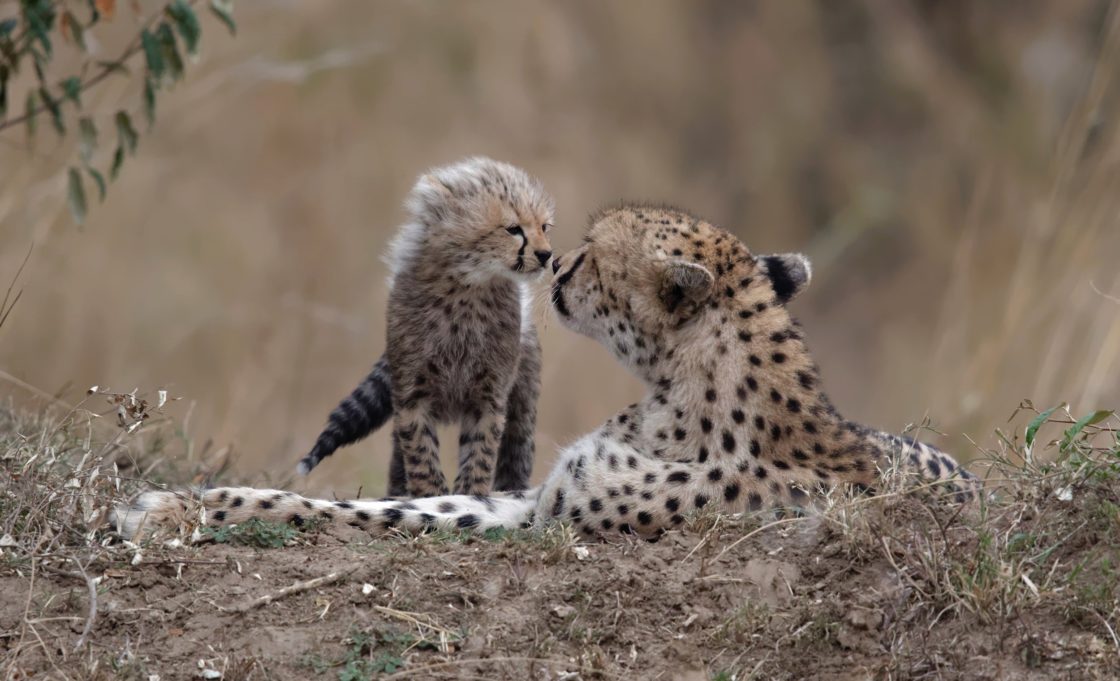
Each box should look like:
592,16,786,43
637,511,653,525
665,497,680,512
724,483,740,502
213,510,227,522
456,514,479,529
259,499,274,510
667,471,691,484
722,431,736,452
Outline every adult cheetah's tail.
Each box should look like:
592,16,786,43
297,356,393,475
882,435,982,503
112,486,538,541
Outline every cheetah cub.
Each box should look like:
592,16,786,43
297,157,556,497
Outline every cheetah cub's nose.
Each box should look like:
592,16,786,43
535,250,553,267
551,257,562,274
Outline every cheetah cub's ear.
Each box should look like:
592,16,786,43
659,261,715,320
761,253,812,304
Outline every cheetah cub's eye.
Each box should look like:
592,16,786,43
506,225,524,236
542,223,553,233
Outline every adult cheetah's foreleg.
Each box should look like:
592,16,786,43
394,405,447,497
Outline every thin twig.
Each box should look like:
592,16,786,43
72,561,97,652
231,568,355,613
0,243,32,333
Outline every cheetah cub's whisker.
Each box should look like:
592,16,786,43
115,204,979,542
296,157,556,497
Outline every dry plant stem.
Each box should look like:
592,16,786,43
231,568,355,613
71,562,96,653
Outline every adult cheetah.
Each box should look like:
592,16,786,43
116,204,977,540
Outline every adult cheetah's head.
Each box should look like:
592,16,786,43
402,156,557,279
550,204,811,377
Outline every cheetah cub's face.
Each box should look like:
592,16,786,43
550,205,811,378
407,157,556,280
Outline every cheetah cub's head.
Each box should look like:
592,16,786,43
404,156,556,279
551,204,811,378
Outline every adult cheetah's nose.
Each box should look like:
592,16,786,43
551,256,561,274
535,250,553,267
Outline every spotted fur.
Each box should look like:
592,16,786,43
296,157,555,497
116,204,978,541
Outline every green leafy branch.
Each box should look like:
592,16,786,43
0,0,237,224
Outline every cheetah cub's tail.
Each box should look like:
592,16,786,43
113,487,539,541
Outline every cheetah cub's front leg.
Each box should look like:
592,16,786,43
394,404,447,497
455,402,508,496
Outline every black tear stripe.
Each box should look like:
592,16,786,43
514,232,527,271
552,252,587,318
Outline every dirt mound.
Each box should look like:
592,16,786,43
2,404,1118,679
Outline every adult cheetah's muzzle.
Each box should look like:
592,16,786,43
550,252,585,318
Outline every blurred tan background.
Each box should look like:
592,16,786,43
2,1,1119,496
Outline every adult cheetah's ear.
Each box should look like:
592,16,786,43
761,253,812,304
659,261,714,319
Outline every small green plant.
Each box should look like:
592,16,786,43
201,517,299,549
303,627,440,680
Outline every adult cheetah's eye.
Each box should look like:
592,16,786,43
506,225,524,236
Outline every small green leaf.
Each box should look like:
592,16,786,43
1061,410,1114,451
1025,405,1062,447
30,46,48,83
26,7,53,58
61,76,82,107
140,28,165,80
39,86,64,134
78,117,97,162
110,144,124,180
168,0,202,56
156,22,184,81
86,167,107,202
209,0,236,35
0,65,8,120
25,91,39,141
114,111,138,154
0,18,17,38
143,76,157,126
67,167,87,225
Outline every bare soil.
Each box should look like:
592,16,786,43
3,504,1116,681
